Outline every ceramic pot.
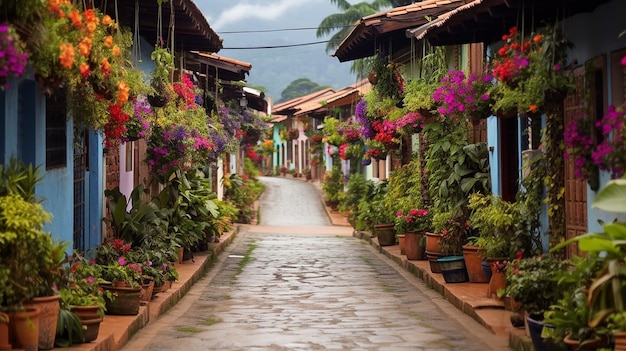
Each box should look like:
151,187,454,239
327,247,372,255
425,251,448,273
373,224,396,246
8,307,40,351
437,256,469,283
488,269,506,299
70,305,101,321
425,232,442,254
397,234,406,255
102,285,142,315
614,332,626,351
0,312,10,350
140,278,155,304
526,316,565,351
80,318,103,343
563,334,610,350
404,232,426,260
23,295,60,350
462,245,489,283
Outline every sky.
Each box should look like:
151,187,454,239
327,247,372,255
196,0,361,102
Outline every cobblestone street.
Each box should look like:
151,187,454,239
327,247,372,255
121,177,510,351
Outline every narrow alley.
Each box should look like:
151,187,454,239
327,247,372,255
120,177,511,351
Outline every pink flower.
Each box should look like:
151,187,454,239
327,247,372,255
118,257,126,266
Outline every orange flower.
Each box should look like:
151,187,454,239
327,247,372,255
83,9,98,23
116,81,130,106
529,104,538,112
86,21,97,34
47,0,70,17
112,45,121,57
102,15,112,26
68,9,83,29
79,63,91,79
100,58,111,77
532,34,542,43
78,37,92,57
104,35,113,47
59,43,75,69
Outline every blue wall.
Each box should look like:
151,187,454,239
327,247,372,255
564,0,626,231
486,116,500,196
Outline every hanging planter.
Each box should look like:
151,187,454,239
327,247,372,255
367,70,378,85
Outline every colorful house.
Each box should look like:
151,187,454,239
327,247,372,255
272,80,372,181
332,0,625,256
0,0,258,254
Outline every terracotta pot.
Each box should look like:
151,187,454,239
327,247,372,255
70,305,102,321
563,334,610,350
152,280,172,298
425,251,448,273
614,332,626,351
23,295,60,350
177,247,184,264
0,312,10,350
425,232,442,254
8,307,40,351
397,234,406,255
80,318,103,343
404,232,426,260
140,278,155,304
373,224,396,246
102,285,142,315
462,245,489,283
488,269,506,299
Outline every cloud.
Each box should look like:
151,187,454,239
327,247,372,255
211,0,321,30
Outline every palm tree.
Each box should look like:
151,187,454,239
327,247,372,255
317,0,391,79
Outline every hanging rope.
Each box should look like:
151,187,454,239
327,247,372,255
133,0,141,63
168,0,175,54
157,1,162,46
114,0,119,28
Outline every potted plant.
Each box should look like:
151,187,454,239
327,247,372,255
60,253,110,317
468,193,519,259
543,256,607,350
100,257,143,289
23,239,69,350
148,46,174,107
394,208,432,260
55,252,112,345
550,178,626,348
302,168,312,181
501,255,568,350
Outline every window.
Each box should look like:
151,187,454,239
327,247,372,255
46,90,67,169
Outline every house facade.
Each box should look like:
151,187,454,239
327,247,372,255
332,0,625,256
1,0,269,253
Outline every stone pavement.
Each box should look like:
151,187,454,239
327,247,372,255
56,176,530,351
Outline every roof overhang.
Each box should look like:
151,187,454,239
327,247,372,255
95,0,223,53
406,0,611,46
186,52,251,82
333,0,472,62
273,88,336,116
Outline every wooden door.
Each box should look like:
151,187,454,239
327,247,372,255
563,66,589,259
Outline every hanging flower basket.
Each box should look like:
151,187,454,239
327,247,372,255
367,70,378,85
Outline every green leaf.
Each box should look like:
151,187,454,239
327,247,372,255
577,236,620,253
593,179,626,212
